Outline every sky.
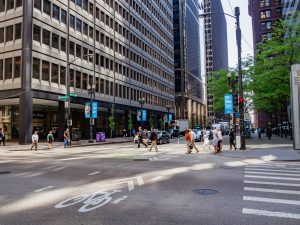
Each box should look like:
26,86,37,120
221,0,254,68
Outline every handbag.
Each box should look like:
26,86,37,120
189,144,193,150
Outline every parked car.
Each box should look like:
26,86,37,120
157,131,171,144
167,129,180,139
193,129,203,142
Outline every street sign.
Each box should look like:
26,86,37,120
169,114,172,122
58,95,69,101
70,92,77,97
85,102,98,119
141,110,147,121
137,110,147,121
85,103,91,118
91,102,98,118
224,94,233,114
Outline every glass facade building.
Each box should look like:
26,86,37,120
0,0,175,143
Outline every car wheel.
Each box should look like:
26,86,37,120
167,138,170,143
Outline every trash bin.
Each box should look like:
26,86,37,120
72,128,81,141
96,132,105,142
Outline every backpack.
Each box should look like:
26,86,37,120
185,132,191,141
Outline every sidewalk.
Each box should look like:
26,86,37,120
0,137,133,151
219,133,300,161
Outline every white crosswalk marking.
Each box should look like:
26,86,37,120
242,163,300,220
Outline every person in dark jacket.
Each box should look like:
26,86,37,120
137,127,147,148
229,128,237,150
149,127,158,152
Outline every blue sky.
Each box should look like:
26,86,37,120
221,0,254,67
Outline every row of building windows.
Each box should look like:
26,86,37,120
259,0,281,8
260,8,281,19
33,0,173,79
32,57,172,107
0,23,22,43
0,0,22,12
33,24,173,92
0,56,21,80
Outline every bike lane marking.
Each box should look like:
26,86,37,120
88,171,101,176
34,186,54,193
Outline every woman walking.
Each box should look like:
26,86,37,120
229,128,237,150
212,128,219,154
202,130,211,151
47,130,54,149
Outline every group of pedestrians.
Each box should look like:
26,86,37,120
136,126,159,152
30,128,70,151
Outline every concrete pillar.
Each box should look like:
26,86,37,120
291,65,300,150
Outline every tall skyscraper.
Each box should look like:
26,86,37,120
0,0,175,144
282,0,300,19
248,0,282,50
173,0,206,127
202,0,228,124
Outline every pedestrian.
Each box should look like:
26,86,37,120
185,130,192,154
229,128,237,150
266,127,272,140
149,127,158,152
0,128,5,146
64,128,70,148
212,128,219,154
257,127,262,139
31,131,39,151
137,127,147,148
132,128,136,137
189,129,199,153
202,130,211,151
47,130,54,149
216,128,223,152
142,129,149,147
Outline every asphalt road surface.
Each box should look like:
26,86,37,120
0,139,299,225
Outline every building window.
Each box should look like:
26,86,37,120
105,80,109,95
260,0,270,7
51,63,58,83
16,0,22,7
60,37,66,52
7,0,14,10
261,21,272,30
6,26,13,42
76,71,81,88
42,61,50,81
33,25,40,42
83,22,88,36
89,2,93,15
83,0,88,11
260,10,271,19
52,4,60,21
0,59,3,80
14,56,21,78
34,0,41,10
70,15,75,29
60,65,65,85
15,23,22,40
5,58,13,80
76,44,81,58
43,0,51,15
76,0,82,7
61,9,67,24
0,28,4,43
42,29,50,45
76,18,82,32
89,26,93,38
82,73,87,90
32,57,40,79
52,33,59,49
0,0,5,12
70,69,74,87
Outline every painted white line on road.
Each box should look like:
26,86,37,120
34,186,54,193
244,180,300,187
243,196,300,205
117,163,127,167
245,171,300,177
244,187,300,195
151,176,162,181
88,171,101,176
242,208,300,219
111,195,128,205
245,175,300,181
60,157,87,161
245,168,300,173
246,165,287,168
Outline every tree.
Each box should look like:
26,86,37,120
149,112,154,128
128,110,133,137
159,117,164,131
108,104,116,138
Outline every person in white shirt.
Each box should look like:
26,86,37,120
212,128,219,154
31,131,39,151
189,129,199,153
217,128,223,153
202,129,211,151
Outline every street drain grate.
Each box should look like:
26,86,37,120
133,158,150,161
194,189,218,196
0,171,11,175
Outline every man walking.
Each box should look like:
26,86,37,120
64,128,70,148
31,131,39,151
229,128,236,150
217,128,223,153
149,127,158,152
137,127,147,148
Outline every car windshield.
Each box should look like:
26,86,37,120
156,132,162,135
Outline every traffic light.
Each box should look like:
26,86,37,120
238,97,244,104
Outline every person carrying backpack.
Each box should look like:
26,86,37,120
149,127,158,152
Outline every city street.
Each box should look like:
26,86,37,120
0,136,300,225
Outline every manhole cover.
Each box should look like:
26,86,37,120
133,159,149,161
0,171,11,175
194,189,218,196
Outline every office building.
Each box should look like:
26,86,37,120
0,0,175,143
282,0,300,19
202,0,228,124
173,0,206,127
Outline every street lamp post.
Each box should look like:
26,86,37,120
199,6,245,149
227,72,239,134
88,84,96,143
138,97,145,126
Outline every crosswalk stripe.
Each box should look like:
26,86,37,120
244,187,300,195
246,165,287,168
245,168,300,173
245,175,300,181
242,208,300,219
244,180,300,187
243,196,300,205
245,171,300,177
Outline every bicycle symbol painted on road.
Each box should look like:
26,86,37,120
54,176,144,213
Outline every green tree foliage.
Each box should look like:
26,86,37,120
108,104,115,138
128,110,133,137
159,118,164,130
149,112,154,128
